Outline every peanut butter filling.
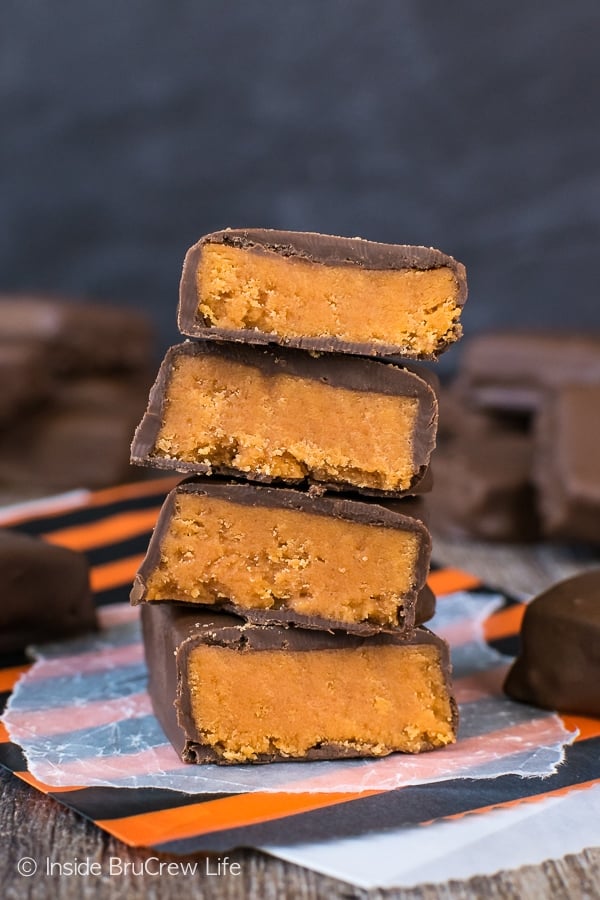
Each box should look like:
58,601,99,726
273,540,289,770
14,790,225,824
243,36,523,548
153,354,420,492
144,493,421,626
187,643,456,761
197,243,462,355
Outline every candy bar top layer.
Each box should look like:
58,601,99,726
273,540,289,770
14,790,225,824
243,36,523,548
0,529,97,654
504,569,600,717
141,603,457,764
458,331,600,412
131,481,431,634
131,341,438,498
178,229,467,360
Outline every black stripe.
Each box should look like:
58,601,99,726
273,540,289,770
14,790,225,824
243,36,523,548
464,583,523,607
0,690,11,715
94,585,136,607
11,488,169,538
0,650,30,669
0,741,28,773
153,737,600,854
488,635,520,657
84,533,153,569
54,786,238,821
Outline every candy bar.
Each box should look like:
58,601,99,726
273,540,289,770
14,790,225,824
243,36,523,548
178,229,467,359
0,530,97,654
0,342,52,423
0,295,154,374
504,569,600,717
429,433,539,542
0,375,151,492
131,480,431,634
534,384,600,543
130,341,438,498
141,602,457,764
457,332,600,413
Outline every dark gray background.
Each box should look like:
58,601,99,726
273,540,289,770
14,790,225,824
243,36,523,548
2,1,599,365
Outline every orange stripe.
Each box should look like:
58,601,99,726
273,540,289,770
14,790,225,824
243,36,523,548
16,771,86,795
0,664,31,692
483,604,526,641
427,568,481,596
44,508,160,552
88,477,179,508
90,555,146,594
0,721,11,742
97,789,379,847
561,714,600,741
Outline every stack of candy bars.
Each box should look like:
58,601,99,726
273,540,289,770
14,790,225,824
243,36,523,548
130,228,467,765
0,295,154,501
431,332,600,545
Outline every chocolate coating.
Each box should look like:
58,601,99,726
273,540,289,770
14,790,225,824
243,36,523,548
0,373,151,493
131,479,432,634
130,340,438,499
457,331,600,414
427,385,539,542
0,295,154,375
428,433,540,542
504,569,600,717
0,529,97,654
534,385,600,544
0,341,53,424
141,602,457,764
178,228,467,359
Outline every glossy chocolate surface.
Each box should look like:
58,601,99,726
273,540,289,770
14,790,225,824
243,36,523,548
0,529,97,654
504,569,600,717
458,332,600,413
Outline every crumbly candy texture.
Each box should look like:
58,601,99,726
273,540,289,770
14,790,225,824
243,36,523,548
152,353,422,492
198,243,463,356
143,492,422,628
187,643,456,762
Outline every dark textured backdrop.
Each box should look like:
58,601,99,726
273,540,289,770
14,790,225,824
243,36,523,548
2,1,599,364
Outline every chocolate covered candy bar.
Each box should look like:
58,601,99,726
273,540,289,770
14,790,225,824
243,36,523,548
131,481,432,634
130,341,438,498
504,569,600,717
0,342,52,423
0,295,154,374
178,229,467,360
457,332,600,413
0,530,97,654
534,385,600,544
428,385,539,541
0,374,152,493
141,603,457,764
428,432,539,542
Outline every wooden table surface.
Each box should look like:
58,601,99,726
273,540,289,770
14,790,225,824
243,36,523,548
1,532,600,900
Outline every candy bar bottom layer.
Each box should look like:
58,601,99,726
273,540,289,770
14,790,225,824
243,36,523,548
142,604,457,764
132,482,431,632
132,341,437,495
195,241,463,357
